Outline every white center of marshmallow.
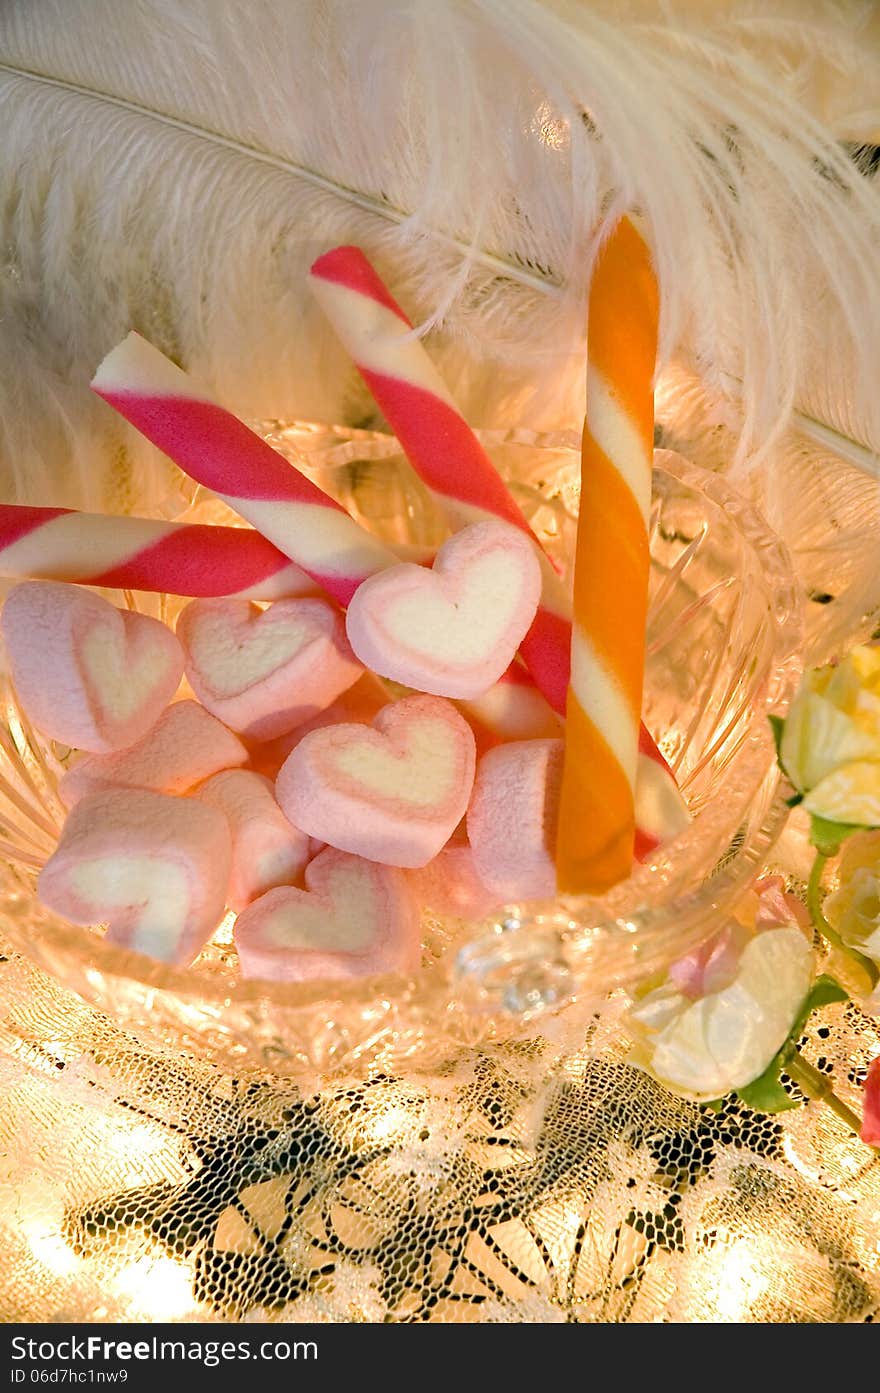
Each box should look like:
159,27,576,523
73,854,190,958
189,609,318,697
81,623,169,722
383,551,529,665
266,860,377,952
333,717,457,807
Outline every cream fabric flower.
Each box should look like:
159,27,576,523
824,829,880,968
628,883,813,1102
780,646,880,827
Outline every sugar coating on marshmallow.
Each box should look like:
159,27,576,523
407,842,500,919
1,580,183,753
196,768,309,910
345,520,542,699
234,846,420,983
37,786,231,965
276,694,476,868
467,738,564,901
245,671,388,778
177,596,362,740
59,699,247,807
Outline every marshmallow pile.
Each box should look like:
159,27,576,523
1,515,576,983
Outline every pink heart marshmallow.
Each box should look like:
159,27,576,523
276,694,476,868
234,847,420,983
407,841,501,920
196,769,310,911
245,671,388,778
59,699,248,807
37,787,231,966
467,738,564,901
1,580,183,753
345,520,542,699
176,596,363,740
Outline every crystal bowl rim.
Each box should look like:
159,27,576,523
0,438,803,1034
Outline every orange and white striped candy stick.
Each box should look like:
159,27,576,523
555,217,658,894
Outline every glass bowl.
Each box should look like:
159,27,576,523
0,431,801,1081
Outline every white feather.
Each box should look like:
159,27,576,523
0,0,878,536
657,360,880,664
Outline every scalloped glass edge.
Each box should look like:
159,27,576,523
0,433,803,1078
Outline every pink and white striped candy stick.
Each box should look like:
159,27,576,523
0,504,317,601
462,659,561,748
90,337,556,743
92,334,399,607
309,246,572,713
308,246,685,843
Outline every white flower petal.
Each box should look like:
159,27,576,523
639,928,813,1101
781,692,880,792
803,761,880,826
628,983,687,1033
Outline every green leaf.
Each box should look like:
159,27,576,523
768,713,786,761
803,974,849,1010
701,1097,725,1113
768,714,804,806
736,1066,800,1114
809,813,859,857
792,975,848,1038
734,977,848,1116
